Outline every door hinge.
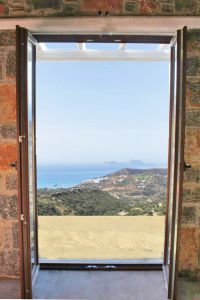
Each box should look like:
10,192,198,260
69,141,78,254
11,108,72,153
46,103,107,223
86,265,98,269
20,214,24,221
86,265,118,270
104,265,117,270
19,135,25,143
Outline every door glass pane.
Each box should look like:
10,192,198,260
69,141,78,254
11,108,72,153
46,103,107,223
27,38,37,272
167,43,177,268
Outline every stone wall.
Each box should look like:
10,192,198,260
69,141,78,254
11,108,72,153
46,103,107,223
178,30,200,281
0,0,199,17
0,5,200,298
0,30,20,280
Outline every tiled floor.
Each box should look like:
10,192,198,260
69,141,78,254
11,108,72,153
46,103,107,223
33,270,168,300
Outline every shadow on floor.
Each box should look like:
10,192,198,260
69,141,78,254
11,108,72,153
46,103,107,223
33,270,167,300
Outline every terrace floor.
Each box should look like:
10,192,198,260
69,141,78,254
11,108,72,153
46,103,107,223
33,270,167,300
38,216,165,260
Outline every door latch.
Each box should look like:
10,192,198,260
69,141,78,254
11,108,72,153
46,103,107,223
19,135,25,143
10,161,17,170
184,162,192,171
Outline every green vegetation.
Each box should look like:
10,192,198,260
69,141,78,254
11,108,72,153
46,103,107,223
38,189,127,216
38,168,167,217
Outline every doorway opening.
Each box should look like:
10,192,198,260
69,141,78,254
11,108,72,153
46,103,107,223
16,28,187,299
36,41,169,265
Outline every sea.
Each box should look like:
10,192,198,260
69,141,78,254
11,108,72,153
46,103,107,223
37,164,121,189
37,161,166,189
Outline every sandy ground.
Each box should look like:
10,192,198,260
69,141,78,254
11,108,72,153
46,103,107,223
38,216,165,260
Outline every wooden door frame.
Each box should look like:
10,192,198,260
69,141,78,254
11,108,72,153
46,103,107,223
163,41,176,289
33,32,173,271
16,25,39,299
164,39,176,266
172,26,187,300
165,27,187,300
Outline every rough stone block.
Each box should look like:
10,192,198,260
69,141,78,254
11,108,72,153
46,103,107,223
61,0,79,14
5,173,17,190
0,84,16,123
0,31,15,47
0,3,5,16
0,123,16,139
178,268,200,280
182,206,197,224
139,0,160,14
198,207,200,227
122,0,139,14
197,2,200,15
0,249,20,276
183,188,200,203
0,172,5,192
0,145,17,170
3,226,12,249
12,222,19,249
186,110,200,127
31,0,61,10
175,0,195,14
184,168,200,183
184,128,200,161
187,30,200,52
179,227,200,270
0,221,12,250
0,195,18,219
187,56,200,76
80,0,121,14
0,220,6,249
187,81,200,105
160,3,173,13
0,2,9,16
6,51,16,79
0,60,2,80
8,0,26,16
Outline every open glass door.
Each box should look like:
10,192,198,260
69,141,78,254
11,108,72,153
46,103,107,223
16,26,38,299
164,27,187,300
163,35,176,289
16,25,186,298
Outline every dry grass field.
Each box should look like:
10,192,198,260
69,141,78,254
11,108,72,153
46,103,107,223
38,216,165,260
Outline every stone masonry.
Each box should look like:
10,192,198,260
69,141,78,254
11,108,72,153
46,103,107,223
0,0,200,17
179,30,200,281
0,30,20,279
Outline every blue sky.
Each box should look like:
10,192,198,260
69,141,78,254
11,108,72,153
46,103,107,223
36,43,169,166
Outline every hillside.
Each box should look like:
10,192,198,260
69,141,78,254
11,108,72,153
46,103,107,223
109,168,167,176
38,168,167,216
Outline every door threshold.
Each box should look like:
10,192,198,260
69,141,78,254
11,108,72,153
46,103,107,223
39,259,163,271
